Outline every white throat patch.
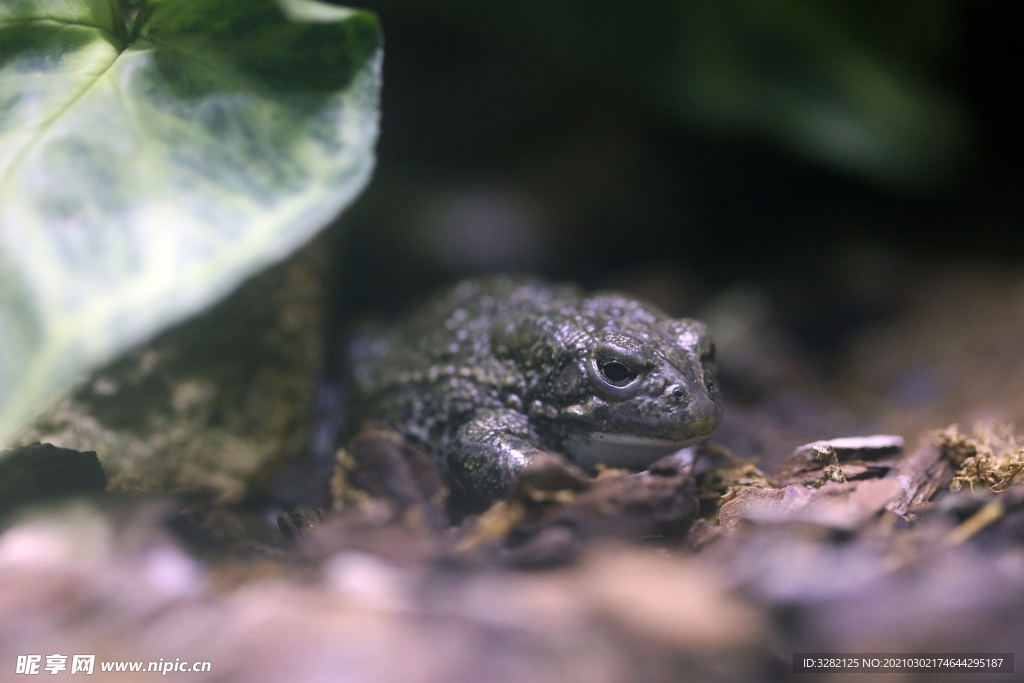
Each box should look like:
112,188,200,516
562,432,696,471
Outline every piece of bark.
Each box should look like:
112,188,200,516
544,457,699,539
686,518,725,550
777,460,901,487
495,453,700,566
278,506,325,540
718,488,785,530
885,440,957,515
776,435,903,487
330,429,449,530
720,479,902,530
504,524,583,568
791,435,905,462
512,452,594,499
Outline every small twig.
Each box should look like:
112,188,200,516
945,499,1005,545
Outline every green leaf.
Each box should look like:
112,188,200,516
0,0,381,445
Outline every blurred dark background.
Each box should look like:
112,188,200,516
321,0,1023,469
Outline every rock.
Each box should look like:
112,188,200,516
11,237,329,503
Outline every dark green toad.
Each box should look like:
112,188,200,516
348,276,722,507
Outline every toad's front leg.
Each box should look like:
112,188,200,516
447,409,546,508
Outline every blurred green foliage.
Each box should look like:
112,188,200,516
369,0,966,188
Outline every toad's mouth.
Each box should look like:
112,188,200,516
562,432,700,471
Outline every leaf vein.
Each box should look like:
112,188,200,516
0,40,122,200
0,17,117,43
141,37,232,82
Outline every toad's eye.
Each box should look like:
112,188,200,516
598,359,638,385
702,342,716,362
